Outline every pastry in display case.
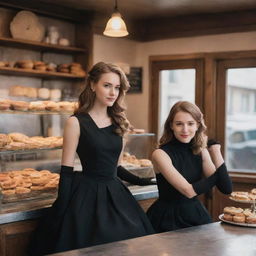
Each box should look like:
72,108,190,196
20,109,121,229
122,131,155,180
0,111,68,213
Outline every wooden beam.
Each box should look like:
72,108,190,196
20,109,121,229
138,9,256,41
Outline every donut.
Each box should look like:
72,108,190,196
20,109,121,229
223,206,243,215
233,214,246,223
223,213,233,221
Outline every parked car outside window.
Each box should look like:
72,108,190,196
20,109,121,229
226,121,256,171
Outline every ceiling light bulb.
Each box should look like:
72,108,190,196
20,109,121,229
103,2,129,38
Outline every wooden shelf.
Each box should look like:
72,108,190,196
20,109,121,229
0,67,85,80
0,110,72,115
0,147,62,155
0,36,86,54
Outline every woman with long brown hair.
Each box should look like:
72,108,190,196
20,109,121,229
29,62,154,255
147,101,232,232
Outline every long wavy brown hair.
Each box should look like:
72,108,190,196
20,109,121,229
159,101,207,154
74,62,131,136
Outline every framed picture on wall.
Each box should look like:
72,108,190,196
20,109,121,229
127,67,142,93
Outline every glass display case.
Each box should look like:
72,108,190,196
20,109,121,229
121,133,155,179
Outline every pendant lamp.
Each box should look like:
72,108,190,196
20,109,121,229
103,0,129,37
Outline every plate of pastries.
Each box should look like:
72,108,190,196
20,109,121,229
219,206,256,227
229,189,256,203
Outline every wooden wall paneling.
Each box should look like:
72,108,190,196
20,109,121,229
203,56,217,139
0,220,38,256
138,198,157,212
75,18,94,72
215,60,227,152
149,59,160,137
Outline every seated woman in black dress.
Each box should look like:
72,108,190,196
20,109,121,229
147,101,232,232
28,62,154,255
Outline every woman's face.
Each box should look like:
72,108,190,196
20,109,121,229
92,72,120,107
171,111,199,143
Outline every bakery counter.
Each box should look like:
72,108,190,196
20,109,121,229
49,222,256,256
0,185,158,224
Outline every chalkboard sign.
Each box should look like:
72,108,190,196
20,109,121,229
127,67,142,93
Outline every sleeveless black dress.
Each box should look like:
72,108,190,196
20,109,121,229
28,113,154,255
147,139,212,232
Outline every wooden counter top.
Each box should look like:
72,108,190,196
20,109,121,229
49,222,256,256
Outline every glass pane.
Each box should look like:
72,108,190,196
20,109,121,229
226,68,256,171
159,69,196,136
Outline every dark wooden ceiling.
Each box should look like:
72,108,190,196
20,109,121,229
1,0,256,41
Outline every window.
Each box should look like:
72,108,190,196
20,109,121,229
217,64,256,172
150,58,203,138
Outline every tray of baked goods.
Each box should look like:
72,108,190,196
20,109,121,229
0,132,63,153
229,189,256,203
0,168,59,204
219,206,256,227
0,99,77,114
121,152,153,169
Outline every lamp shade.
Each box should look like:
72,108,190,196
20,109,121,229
103,12,129,37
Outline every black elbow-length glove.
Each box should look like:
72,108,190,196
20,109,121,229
117,165,156,186
192,163,233,196
52,165,75,215
214,163,233,194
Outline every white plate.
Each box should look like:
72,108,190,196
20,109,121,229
229,197,255,204
219,214,256,227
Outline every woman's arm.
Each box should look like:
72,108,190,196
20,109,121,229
207,143,224,168
152,149,197,198
153,148,221,198
201,148,216,177
54,116,80,212
61,116,80,167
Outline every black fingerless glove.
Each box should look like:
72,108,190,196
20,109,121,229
117,165,156,186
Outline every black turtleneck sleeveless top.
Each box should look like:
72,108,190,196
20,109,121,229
157,138,203,202
147,138,212,232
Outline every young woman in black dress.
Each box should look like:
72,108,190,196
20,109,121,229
28,62,154,255
147,101,232,232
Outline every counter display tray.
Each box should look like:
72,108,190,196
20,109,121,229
219,214,256,227
0,189,57,204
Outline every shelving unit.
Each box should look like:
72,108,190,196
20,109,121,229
0,66,85,79
0,36,86,54
0,110,73,115
0,3,93,255
0,147,62,155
